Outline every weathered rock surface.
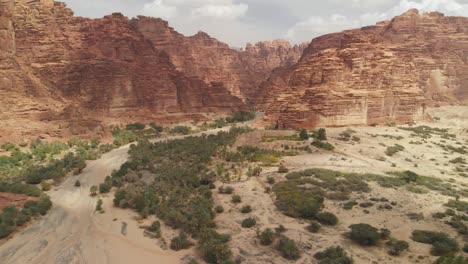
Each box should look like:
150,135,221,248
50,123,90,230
132,16,307,98
258,9,468,129
0,0,307,140
0,0,248,140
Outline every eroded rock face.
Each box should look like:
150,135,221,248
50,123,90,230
132,16,307,98
258,9,468,129
0,0,247,140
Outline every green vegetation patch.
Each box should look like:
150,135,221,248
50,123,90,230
412,230,459,256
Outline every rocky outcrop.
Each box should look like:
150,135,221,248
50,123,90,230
132,16,307,98
0,0,246,140
258,9,468,129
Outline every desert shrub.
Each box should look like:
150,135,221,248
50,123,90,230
385,144,405,156
259,228,275,246
435,256,468,264
0,222,15,238
96,199,103,211
343,201,358,210
225,110,255,123
348,224,381,246
275,225,287,234
40,181,51,191
316,212,338,226
314,246,353,264
380,228,391,240
299,129,309,140
218,186,234,194
312,140,335,150
411,230,459,256
240,205,252,214
276,236,301,260
317,128,327,141
278,165,289,173
215,205,224,214
306,222,321,233
90,185,98,196
0,182,42,197
146,221,161,238
450,157,466,164
464,244,468,253
170,232,194,251
74,180,81,187
231,195,242,204
126,122,145,131
241,217,256,228
198,229,232,264
170,126,191,135
99,182,111,193
445,200,468,213
267,177,275,184
1,142,16,151
359,202,374,208
386,239,409,256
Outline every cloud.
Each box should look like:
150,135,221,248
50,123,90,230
286,15,361,42
191,3,248,20
141,0,177,19
62,0,468,47
286,0,468,43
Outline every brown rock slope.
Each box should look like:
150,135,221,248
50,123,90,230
258,9,468,129
0,0,246,140
132,16,307,98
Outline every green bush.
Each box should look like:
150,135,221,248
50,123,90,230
0,182,42,197
299,129,309,140
96,199,103,211
435,256,468,264
126,122,146,130
215,205,224,214
316,212,338,226
170,232,194,251
317,128,327,141
306,222,321,233
278,165,289,173
312,140,335,150
276,236,301,260
348,224,381,245
146,221,161,238
170,126,191,135
411,230,459,256
241,218,256,228
240,205,252,214
99,182,111,193
75,180,81,187
314,246,353,264
387,239,409,256
259,228,275,246
198,229,232,264
149,122,163,133
0,222,15,238
385,144,405,156
231,195,242,204
218,186,234,194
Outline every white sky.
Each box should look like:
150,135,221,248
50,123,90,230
62,0,468,47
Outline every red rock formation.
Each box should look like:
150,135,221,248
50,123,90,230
132,16,307,98
258,9,468,129
1,0,246,140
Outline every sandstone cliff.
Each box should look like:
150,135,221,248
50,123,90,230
258,9,468,129
132,16,307,98
0,0,247,140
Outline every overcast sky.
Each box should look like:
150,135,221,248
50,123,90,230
62,0,468,47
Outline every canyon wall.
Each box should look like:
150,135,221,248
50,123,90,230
0,0,306,140
132,17,307,98
258,9,468,129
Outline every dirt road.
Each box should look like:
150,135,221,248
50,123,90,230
0,127,229,264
